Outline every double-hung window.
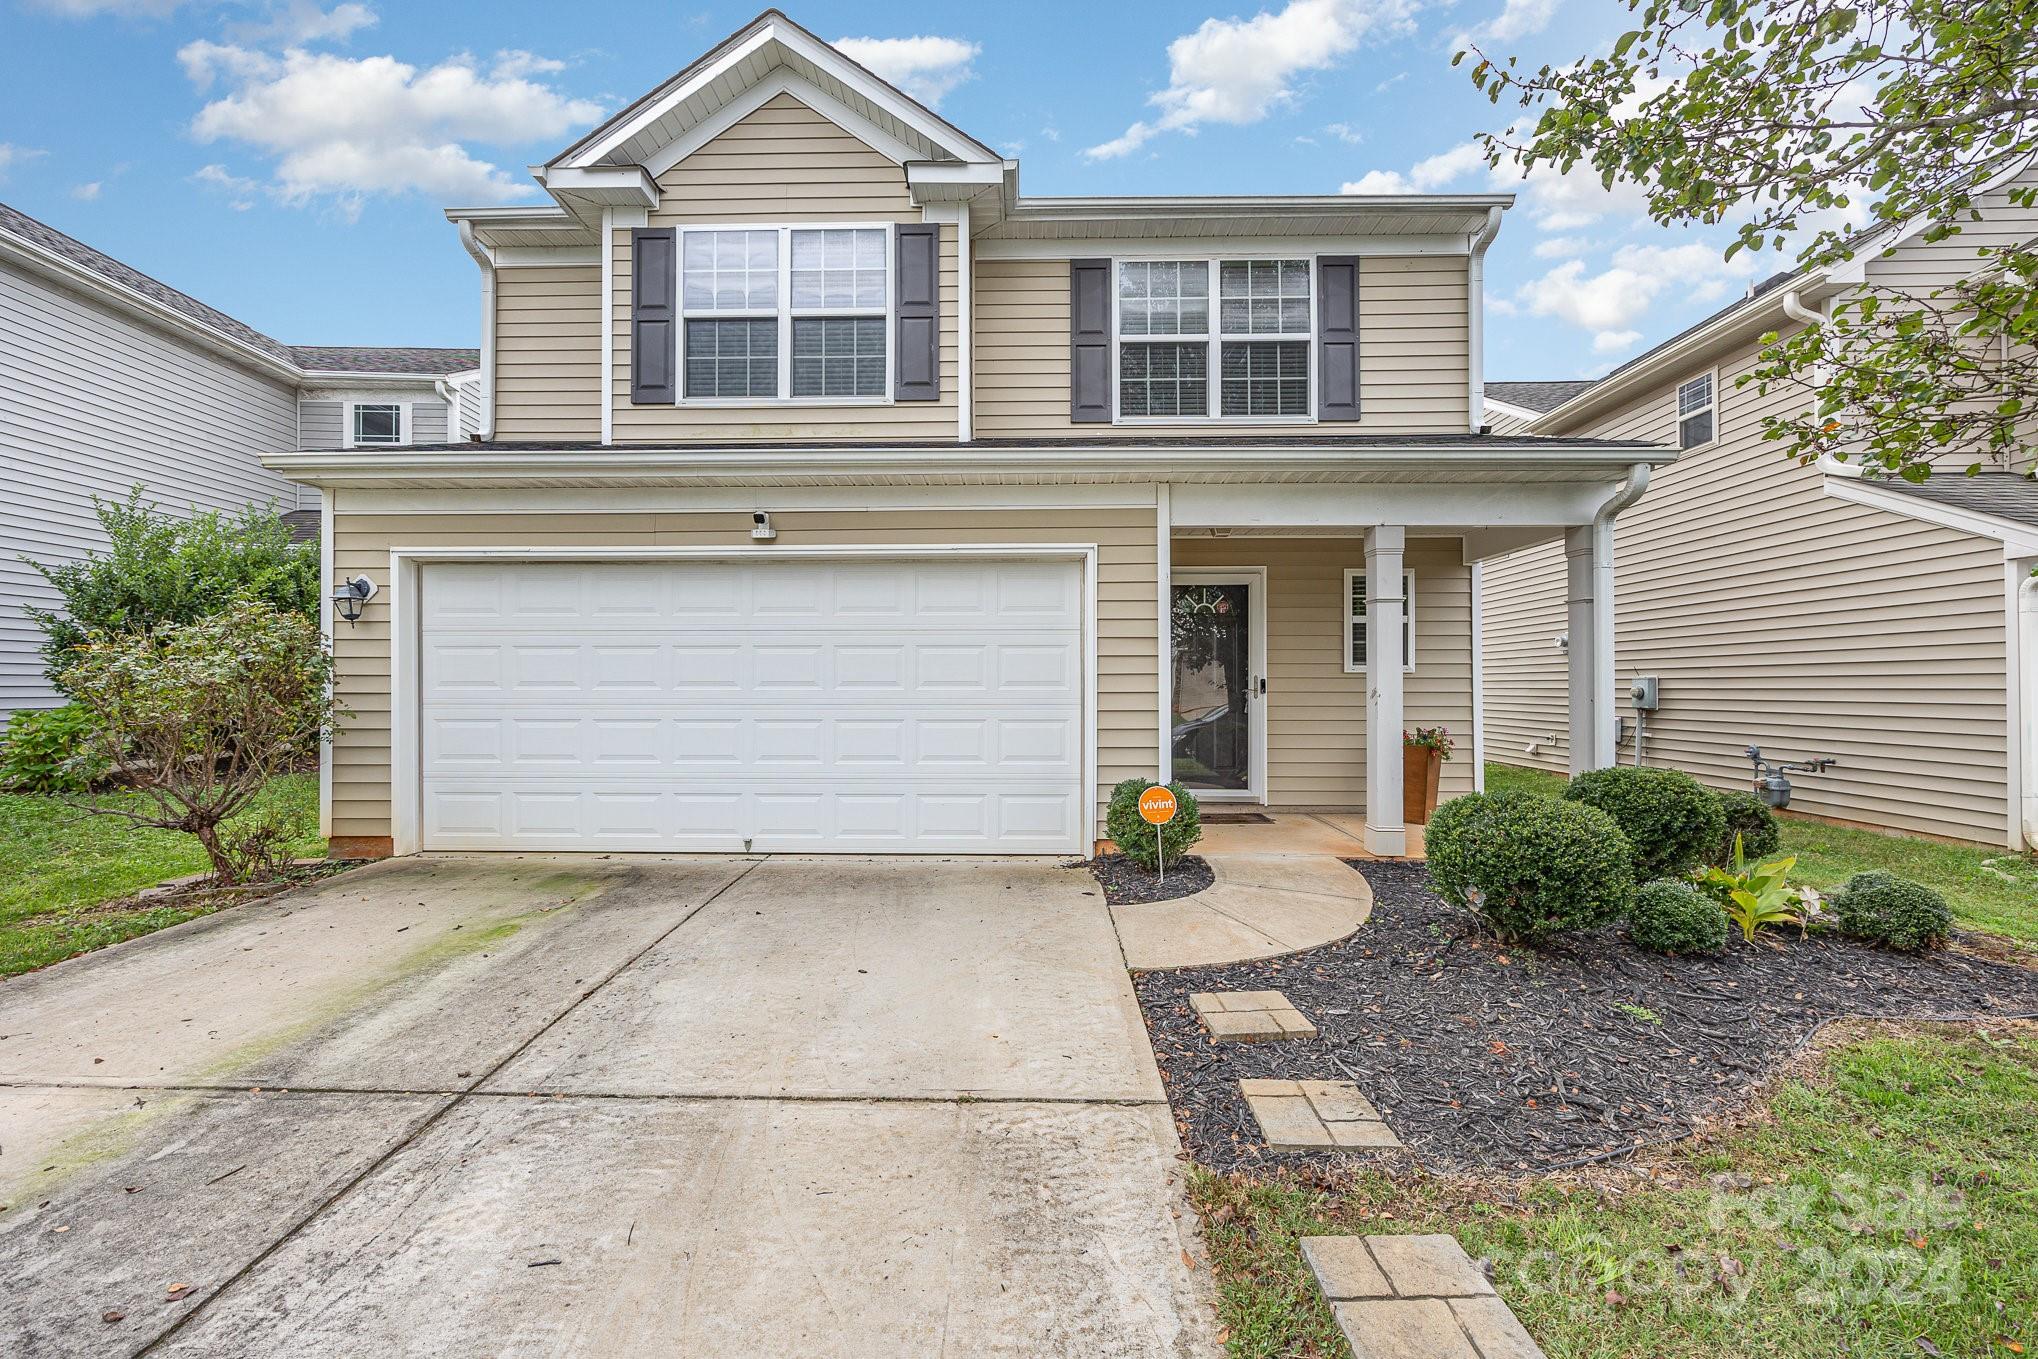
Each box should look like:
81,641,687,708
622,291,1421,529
1117,257,1313,420
679,225,889,402
1343,569,1416,673
1677,372,1716,448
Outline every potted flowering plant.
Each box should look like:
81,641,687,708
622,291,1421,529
1402,725,1454,824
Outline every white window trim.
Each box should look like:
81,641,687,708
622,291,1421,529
676,221,897,407
1676,368,1719,451
1342,568,1416,674
1110,254,1319,426
344,400,409,449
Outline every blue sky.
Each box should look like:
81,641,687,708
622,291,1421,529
0,0,1766,379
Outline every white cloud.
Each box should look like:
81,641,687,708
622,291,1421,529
29,0,187,14
1324,121,1364,145
1516,242,1757,351
1533,234,1588,258
70,181,102,200
229,2,378,45
195,162,262,209
1085,0,1417,159
181,44,603,207
1475,0,1560,43
1341,140,1486,195
0,144,48,180
833,35,980,110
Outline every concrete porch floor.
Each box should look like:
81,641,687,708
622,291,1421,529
1194,811,1426,860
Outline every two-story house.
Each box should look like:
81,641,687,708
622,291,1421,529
269,9,1675,860
0,200,478,725
1481,168,2038,852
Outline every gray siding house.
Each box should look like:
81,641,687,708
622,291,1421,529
0,201,475,724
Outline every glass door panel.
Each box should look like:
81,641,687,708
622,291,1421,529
1170,582,1251,791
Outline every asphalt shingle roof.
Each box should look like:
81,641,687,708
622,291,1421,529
0,199,466,379
1485,380,1600,414
1883,470,2038,530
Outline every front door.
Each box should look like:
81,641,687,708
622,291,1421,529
1170,573,1262,798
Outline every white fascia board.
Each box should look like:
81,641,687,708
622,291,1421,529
1481,398,1542,425
264,443,1676,488
562,25,778,168
977,234,1473,260
1823,473,2038,557
1171,480,1622,530
298,373,449,395
443,205,576,225
0,230,300,384
639,68,922,178
492,246,601,268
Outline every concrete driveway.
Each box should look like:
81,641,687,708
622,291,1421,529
0,856,1217,1357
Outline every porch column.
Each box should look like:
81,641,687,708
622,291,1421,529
1364,526,1406,856
1565,520,1618,773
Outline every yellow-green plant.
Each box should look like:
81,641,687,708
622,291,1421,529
1697,833,1801,944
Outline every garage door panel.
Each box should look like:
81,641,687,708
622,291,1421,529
418,558,1087,853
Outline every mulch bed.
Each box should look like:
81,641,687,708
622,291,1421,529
1136,861,2038,1175
1089,854,1215,904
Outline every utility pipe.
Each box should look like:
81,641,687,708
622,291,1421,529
2022,573,2038,850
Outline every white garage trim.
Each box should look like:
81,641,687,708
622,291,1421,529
387,544,1101,856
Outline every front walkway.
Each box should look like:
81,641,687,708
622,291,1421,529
1195,811,1427,859
0,856,1218,1357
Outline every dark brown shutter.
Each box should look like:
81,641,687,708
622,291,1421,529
631,228,676,405
1069,258,1111,423
1317,255,1360,422
894,223,940,401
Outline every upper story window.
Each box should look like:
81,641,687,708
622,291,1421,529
680,225,889,402
1677,373,1716,449
1117,258,1313,421
351,403,404,446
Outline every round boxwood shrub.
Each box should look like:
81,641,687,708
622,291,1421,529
1425,790,1635,944
1830,871,1952,952
1104,778,1202,872
1712,789,1781,864
1627,878,1729,956
1562,766,1727,880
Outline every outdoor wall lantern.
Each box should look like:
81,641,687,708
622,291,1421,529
331,575,379,625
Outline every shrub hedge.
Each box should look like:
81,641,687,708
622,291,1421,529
1830,870,1952,952
1425,790,1635,944
0,703,106,794
1562,766,1727,880
1628,878,1729,956
1105,778,1203,871
1712,789,1782,864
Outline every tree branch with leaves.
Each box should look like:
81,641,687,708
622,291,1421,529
1461,0,2038,478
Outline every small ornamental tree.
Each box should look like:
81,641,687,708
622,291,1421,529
28,489,319,693
63,600,339,883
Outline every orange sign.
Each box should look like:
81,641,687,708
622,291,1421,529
1138,785,1178,825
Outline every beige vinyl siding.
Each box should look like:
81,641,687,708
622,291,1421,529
326,503,1161,843
609,93,958,442
494,266,601,441
1480,328,2011,845
1483,407,1536,435
973,256,1470,437
1170,537,1473,807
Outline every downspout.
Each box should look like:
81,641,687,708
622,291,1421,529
1580,463,1653,769
458,220,497,441
2022,573,2038,850
1466,205,1504,432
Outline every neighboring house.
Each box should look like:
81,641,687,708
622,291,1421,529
1482,381,1595,436
1481,171,2038,849
269,9,1676,860
0,199,475,724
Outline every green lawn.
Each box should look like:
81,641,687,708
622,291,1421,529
0,773,324,978
1484,761,2038,946
1195,1025,2038,1359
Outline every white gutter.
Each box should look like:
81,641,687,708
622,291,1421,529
1467,204,1504,432
1780,287,1826,328
2022,573,2038,849
458,220,498,440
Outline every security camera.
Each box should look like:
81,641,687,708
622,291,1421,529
751,511,776,542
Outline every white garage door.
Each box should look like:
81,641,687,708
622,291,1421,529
417,557,1086,853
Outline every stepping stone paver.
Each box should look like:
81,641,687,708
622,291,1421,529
1301,1234,1546,1359
1188,990,1317,1042
1239,1078,1400,1150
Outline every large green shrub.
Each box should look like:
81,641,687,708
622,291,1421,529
1628,878,1729,956
1712,789,1781,864
0,703,107,793
1830,871,1952,952
1562,766,1727,880
1104,778,1202,871
1425,790,1635,944
28,489,319,693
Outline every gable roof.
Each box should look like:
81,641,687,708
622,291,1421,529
551,9,1000,172
1484,380,1599,414
0,199,465,385
1883,470,2038,530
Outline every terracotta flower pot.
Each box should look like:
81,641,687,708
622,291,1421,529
1402,745,1443,824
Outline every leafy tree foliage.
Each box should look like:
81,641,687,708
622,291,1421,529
28,490,319,692
1463,0,2038,479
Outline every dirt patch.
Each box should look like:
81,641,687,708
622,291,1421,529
1089,854,1215,905
1135,861,2038,1174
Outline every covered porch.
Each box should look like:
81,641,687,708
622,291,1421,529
1161,471,1655,856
